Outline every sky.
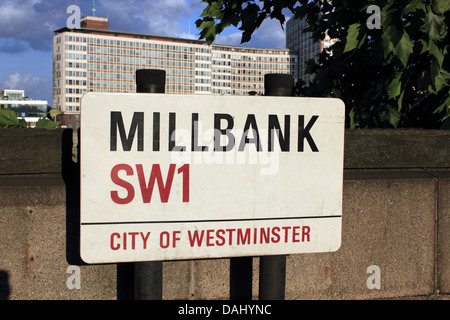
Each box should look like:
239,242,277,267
0,0,291,106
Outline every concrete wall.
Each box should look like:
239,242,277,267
0,129,448,300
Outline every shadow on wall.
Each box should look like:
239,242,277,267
0,270,10,300
63,129,134,300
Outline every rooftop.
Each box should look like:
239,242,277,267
54,16,296,52
1,89,47,103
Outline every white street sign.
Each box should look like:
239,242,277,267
80,93,345,263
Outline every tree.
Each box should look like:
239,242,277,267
196,0,450,128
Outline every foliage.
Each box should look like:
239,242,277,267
0,108,61,128
196,0,450,128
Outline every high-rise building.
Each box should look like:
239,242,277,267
286,16,335,83
53,16,298,129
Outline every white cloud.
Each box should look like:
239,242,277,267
213,19,287,49
1,73,49,102
0,0,39,35
215,32,243,46
0,0,287,52
244,19,288,49
102,0,196,37
178,32,198,40
0,0,78,52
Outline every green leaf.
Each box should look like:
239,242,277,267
221,13,240,29
397,90,405,112
388,106,401,128
343,23,361,53
424,11,445,41
393,32,414,67
434,72,448,92
200,0,223,18
403,0,424,15
349,108,356,129
304,58,316,75
35,118,60,128
200,20,219,44
441,116,450,128
48,108,61,118
434,95,450,114
18,119,28,128
387,73,402,99
197,19,214,31
196,18,218,44
381,25,398,59
0,109,22,128
428,40,445,67
239,3,261,43
418,38,428,55
432,0,450,14
383,105,402,128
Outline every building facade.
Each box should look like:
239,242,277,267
0,89,48,127
53,16,298,129
286,16,335,83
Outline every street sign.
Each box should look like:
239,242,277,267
80,93,345,263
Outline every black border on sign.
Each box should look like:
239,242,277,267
81,215,341,226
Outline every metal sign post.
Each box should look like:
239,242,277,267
258,74,293,300
134,69,166,300
230,256,253,300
